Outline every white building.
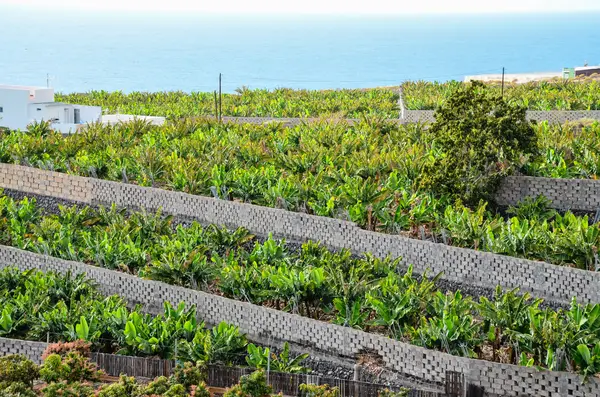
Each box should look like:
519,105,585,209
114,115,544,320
0,85,101,134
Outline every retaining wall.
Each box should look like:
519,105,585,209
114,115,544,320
497,175,600,212
0,337,47,364
401,110,600,124
1,163,599,306
0,247,598,396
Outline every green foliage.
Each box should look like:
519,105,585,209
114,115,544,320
141,376,171,395
172,361,207,390
377,389,409,397
56,88,400,119
95,376,139,397
179,321,248,365
506,195,557,222
299,383,340,397
3,116,600,267
189,383,211,397
223,370,273,397
0,381,37,397
40,381,94,397
245,342,309,373
402,80,600,111
0,354,39,386
420,81,537,204
39,351,101,384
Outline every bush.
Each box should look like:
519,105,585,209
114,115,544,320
163,384,188,397
189,383,211,397
421,81,537,204
299,383,340,396
378,388,409,397
172,361,206,390
141,376,171,395
0,381,37,397
95,375,139,397
0,354,39,386
40,351,101,384
42,341,92,361
40,381,94,397
223,370,273,397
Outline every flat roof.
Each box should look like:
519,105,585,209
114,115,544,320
31,102,71,106
575,66,600,71
0,84,51,91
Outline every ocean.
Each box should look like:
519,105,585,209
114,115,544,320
1,7,599,93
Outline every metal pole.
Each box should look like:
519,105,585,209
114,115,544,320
214,91,218,121
266,335,272,385
218,73,222,123
501,67,505,98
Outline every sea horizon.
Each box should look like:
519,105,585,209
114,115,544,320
1,7,599,93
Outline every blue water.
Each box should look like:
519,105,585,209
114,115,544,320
1,7,599,93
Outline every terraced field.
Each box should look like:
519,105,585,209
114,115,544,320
56,88,400,118
3,84,600,396
2,118,600,269
402,80,600,111
1,194,600,379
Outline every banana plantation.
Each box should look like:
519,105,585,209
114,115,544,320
0,267,310,373
2,118,600,268
55,88,400,119
1,196,600,377
402,80,600,110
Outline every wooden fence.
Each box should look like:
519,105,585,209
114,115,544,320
89,353,443,397
91,352,175,378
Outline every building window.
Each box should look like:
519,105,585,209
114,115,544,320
0,107,3,113
37,108,41,111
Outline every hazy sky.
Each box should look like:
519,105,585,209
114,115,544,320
3,0,600,14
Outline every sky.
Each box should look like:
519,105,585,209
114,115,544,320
3,0,600,14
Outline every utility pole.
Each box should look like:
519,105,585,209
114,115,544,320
501,67,505,98
218,73,223,123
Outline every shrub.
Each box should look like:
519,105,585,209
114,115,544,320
42,340,92,361
378,388,409,397
421,81,537,204
223,370,273,397
95,375,139,397
172,361,206,390
189,383,211,397
141,376,171,395
0,354,39,386
40,381,94,397
40,351,101,384
0,381,37,397
163,384,188,397
299,383,340,396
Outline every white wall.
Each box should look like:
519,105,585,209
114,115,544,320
0,89,30,130
102,114,166,126
30,88,54,103
74,105,102,124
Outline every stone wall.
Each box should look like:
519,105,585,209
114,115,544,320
0,247,598,396
1,163,600,306
497,175,600,212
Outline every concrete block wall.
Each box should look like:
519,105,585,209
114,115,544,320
0,163,92,204
1,163,600,306
496,175,600,212
401,110,600,124
0,337,48,364
0,246,599,396
92,178,600,305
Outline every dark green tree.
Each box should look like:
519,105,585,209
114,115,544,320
421,81,537,204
